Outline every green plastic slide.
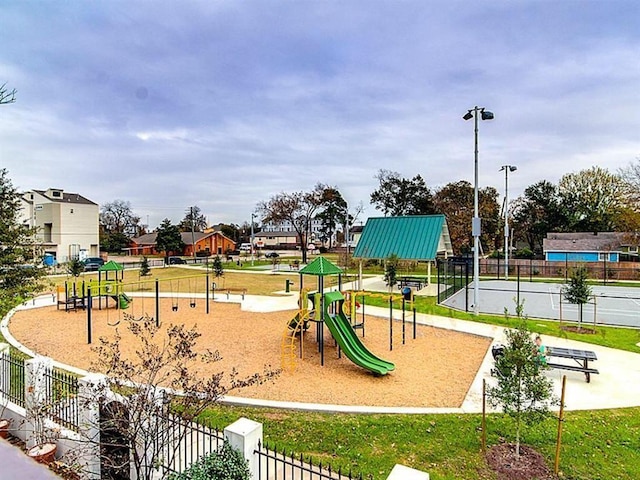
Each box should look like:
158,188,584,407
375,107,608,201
117,294,130,309
322,291,395,375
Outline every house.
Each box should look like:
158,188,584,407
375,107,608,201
347,224,364,248
253,231,299,249
543,232,640,262
128,231,236,257
19,188,99,263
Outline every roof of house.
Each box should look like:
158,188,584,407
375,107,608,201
32,189,97,206
350,225,364,234
543,232,635,252
131,231,233,246
255,231,298,238
352,215,453,260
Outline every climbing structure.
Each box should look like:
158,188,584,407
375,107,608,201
280,289,310,372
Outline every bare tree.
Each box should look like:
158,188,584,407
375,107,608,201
75,315,279,480
258,186,323,263
0,83,16,105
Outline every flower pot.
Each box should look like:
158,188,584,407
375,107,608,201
27,442,57,464
0,419,10,439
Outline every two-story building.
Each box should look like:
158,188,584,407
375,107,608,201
19,188,99,263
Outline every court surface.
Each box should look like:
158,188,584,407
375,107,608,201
442,280,640,328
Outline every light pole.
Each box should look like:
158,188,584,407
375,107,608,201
250,213,256,266
463,106,494,315
500,165,517,280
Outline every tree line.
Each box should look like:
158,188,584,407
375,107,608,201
100,159,640,259
367,163,640,256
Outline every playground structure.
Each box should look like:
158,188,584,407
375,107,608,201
57,260,130,312
281,257,400,376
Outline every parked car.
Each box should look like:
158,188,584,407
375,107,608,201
83,257,105,271
265,252,279,259
167,256,186,265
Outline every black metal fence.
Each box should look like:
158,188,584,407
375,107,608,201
0,351,25,408
255,440,365,480
154,412,225,475
43,368,80,432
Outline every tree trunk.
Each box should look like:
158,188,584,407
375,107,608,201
578,303,583,332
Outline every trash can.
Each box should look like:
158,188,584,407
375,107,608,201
401,286,412,301
43,254,55,267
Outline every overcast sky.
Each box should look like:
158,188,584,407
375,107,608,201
1,1,639,229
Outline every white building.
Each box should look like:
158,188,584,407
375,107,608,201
19,188,99,263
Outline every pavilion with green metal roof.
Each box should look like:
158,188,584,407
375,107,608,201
352,215,453,287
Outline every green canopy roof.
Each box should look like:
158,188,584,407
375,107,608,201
299,256,343,276
352,215,453,260
98,260,124,271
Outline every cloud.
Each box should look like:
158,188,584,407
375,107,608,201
1,0,639,228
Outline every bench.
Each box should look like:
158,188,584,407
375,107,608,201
397,277,424,290
546,346,599,383
224,288,246,300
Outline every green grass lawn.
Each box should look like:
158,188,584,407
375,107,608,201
198,405,640,480
359,293,640,354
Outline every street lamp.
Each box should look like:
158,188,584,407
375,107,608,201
250,213,256,266
500,165,517,280
463,106,494,315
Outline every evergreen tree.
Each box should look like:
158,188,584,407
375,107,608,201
212,255,224,279
156,219,185,261
383,254,399,292
0,169,46,314
561,267,592,331
139,256,151,277
487,321,557,458
66,257,85,278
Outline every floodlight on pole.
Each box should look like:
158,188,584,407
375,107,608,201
500,165,517,280
463,106,494,315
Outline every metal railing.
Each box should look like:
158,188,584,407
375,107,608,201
255,440,364,480
43,368,80,432
0,351,25,407
154,412,225,475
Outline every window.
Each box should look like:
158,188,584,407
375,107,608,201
629,246,638,253
599,253,610,261
52,191,61,197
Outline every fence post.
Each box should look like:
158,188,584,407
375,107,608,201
224,417,263,480
24,356,52,449
0,343,9,407
78,373,105,479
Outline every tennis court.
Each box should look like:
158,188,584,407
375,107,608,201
442,280,640,328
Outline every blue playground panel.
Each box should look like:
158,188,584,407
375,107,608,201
442,280,640,328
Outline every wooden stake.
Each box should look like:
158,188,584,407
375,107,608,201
554,375,567,474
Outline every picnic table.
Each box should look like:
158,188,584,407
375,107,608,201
397,276,425,290
546,346,599,383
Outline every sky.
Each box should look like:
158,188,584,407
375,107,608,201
1,1,639,229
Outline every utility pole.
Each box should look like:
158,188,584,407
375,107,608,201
190,206,196,261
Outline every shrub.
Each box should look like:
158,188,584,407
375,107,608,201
169,440,250,480
513,247,534,259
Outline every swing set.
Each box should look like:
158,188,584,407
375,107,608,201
84,273,214,345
